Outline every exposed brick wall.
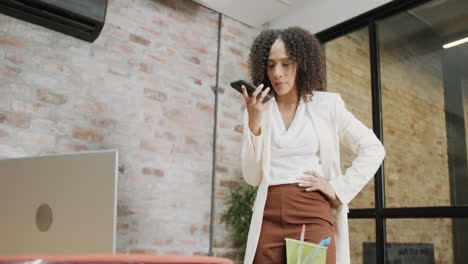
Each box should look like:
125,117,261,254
0,0,256,257
387,218,453,263
325,28,375,209
325,29,453,263
213,18,259,262
3,0,459,262
348,219,375,263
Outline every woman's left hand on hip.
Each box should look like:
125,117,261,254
298,171,337,201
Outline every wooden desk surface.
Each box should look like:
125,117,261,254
0,253,234,264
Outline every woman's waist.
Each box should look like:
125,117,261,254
265,184,332,223
269,165,326,183
267,183,328,200
268,183,301,192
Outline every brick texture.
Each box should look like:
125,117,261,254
7,1,455,263
325,28,453,264
0,0,256,259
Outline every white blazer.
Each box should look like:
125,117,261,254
241,91,385,264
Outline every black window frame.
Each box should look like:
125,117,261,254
316,0,468,263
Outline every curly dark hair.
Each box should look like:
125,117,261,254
248,27,325,101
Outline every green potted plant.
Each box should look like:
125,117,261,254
222,179,258,258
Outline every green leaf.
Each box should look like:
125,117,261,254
221,178,258,257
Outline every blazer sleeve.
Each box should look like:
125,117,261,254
241,109,263,186
328,94,386,205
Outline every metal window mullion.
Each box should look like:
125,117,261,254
369,18,386,264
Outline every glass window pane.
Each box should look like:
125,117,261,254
349,219,375,264
465,79,468,163
387,218,468,264
379,0,468,207
325,27,375,209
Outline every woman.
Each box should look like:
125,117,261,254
241,27,385,264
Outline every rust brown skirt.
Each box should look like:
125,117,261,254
253,183,336,264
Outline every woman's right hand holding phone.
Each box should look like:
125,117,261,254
242,84,274,136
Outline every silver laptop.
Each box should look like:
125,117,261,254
0,150,118,255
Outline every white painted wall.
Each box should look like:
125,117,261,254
268,0,393,33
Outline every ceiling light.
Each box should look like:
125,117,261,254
443,37,468,49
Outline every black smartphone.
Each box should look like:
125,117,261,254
230,79,273,103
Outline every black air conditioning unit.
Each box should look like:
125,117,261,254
0,0,107,42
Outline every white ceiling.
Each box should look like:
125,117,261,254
194,0,393,33
193,0,310,27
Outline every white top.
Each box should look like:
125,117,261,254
268,98,324,185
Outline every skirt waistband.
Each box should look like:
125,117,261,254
267,183,330,201
268,183,309,192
